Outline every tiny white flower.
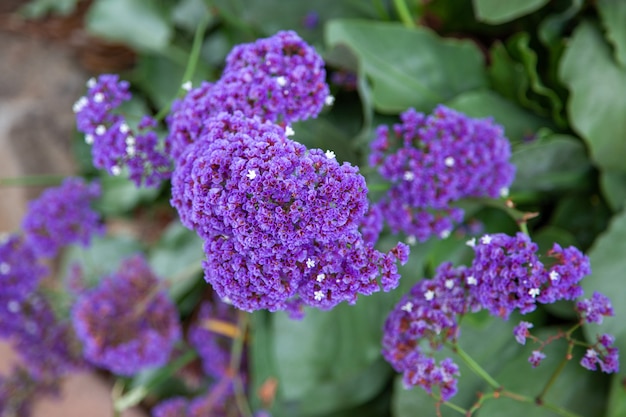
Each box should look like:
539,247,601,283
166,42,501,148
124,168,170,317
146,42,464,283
467,275,477,286
440,229,451,239
276,76,287,87
585,348,598,359
424,290,435,301
481,235,493,245
94,92,105,103
285,126,295,137
0,263,10,274
314,290,324,301
182,81,192,91
403,171,415,181
7,300,19,313
72,97,88,113
325,95,335,106
111,165,121,176
500,187,509,198
119,123,130,134
95,125,106,135
126,145,136,156
306,258,315,268
325,150,336,159
222,296,233,305
246,169,257,180
85,134,94,145
125,136,135,146
316,273,326,282
444,156,455,167
445,279,454,289
401,301,413,313
528,288,540,298
406,235,417,246
466,238,476,248
86,77,96,88
549,270,560,281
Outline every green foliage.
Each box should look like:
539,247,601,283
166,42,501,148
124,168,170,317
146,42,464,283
472,0,550,24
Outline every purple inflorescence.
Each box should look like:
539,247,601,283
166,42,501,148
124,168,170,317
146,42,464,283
580,333,619,373
576,292,614,324
528,350,546,368
368,105,515,243
74,75,171,187
188,301,233,379
152,397,189,417
0,234,47,308
71,256,181,375
22,177,103,258
513,321,533,345
171,112,408,314
165,31,331,163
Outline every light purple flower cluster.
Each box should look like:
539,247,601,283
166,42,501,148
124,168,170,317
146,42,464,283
165,30,331,162
73,74,171,187
576,292,614,324
21,177,103,258
580,334,619,373
188,301,233,379
382,262,479,401
367,105,515,243
171,112,408,315
71,255,181,375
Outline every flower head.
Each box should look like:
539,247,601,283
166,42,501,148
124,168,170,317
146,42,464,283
513,321,533,345
529,350,546,368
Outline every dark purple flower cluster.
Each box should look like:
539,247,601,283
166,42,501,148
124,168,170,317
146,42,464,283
382,262,479,401
165,31,331,162
21,177,103,258
368,105,515,243
171,112,408,315
152,382,241,417
71,255,181,375
74,74,171,187
580,334,619,373
0,234,47,309
188,301,233,379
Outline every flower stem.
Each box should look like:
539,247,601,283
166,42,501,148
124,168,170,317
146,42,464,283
453,344,500,389
393,0,416,28
0,174,65,187
230,310,253,417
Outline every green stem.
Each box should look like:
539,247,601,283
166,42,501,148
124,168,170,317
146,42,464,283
454,344,500,389
230,310,253,417
0,174,66,187
537,354,569,401
373,0,391,20
392,0,416,28
441,400,467,415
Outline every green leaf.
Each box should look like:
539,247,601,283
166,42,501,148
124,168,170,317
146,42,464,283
171,0,211,33
86,0,173,52
510,134,591,192
472,0,549,24
446,89,548,144
559,21,626,172
20,0,80,18
326,20,487,114
597,0,626,68
600,171,626,213
94,175,160,216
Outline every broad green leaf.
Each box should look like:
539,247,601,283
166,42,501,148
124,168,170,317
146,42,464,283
446,89,548,144
86,0,173,52
171,0,212,32
559,21,626,172
510,134,591,192
600,171,626,213
326,20,487,113
606,367,626,417
598,0,626,68
472,0,549,24
488,41,531,106
550,193,611,251
94,175,160,216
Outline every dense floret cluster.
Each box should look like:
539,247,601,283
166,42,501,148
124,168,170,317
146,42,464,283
0,234,47,308
368,105,515,243
71,256,181,375
22,177,103,258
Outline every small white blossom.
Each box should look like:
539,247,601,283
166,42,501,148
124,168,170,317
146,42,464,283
119,123,130,134
7,300,20,313
585,348,598,359
86,78,96,88
85,134,94,145
222,296,233,305
111,165,121,176
466,238,476,248
325,95,335,106
440,229,451,239
406,235,417,246
246,169,257,180
528,288,540,298
182,81,192,91
125,136,135,146
306,258,315,268
316,273,326,282
467,275,477,286
401,301,413,313
126,145,136,156
445,279,455,289
549,270,560,281
500,187,509,198
424,290,435,301
403,171,415,181
0,263,10,274
481,235,493,245
285,126,295,137
325,150,336,159
95,125,106,135
444,156,455,167
276,76,287,87
314,290,324,301
72,97,88,113
93,92,105,103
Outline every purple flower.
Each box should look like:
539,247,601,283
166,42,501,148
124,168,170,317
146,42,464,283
152,397,189,417
538,243,589,303
368,105,515,243
22,177,103,258
528,350,546,368
513,321,533,345
576,292,614,324
71,256,181,375
74,75,171,187
0,234,47,307
580,334,619,373
188,301,233,379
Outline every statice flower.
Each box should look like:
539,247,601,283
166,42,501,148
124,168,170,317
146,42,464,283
21,177,103,258
513,321,534,345
538,243,589,303
529,350,546,368
0,234,47,310
188,301,233,379
580,334,619,373
74,75,171,187
171,113,408,314
368,105,515,243
71,256,181,375
382,263,479,400
576,292,614,324
165,31,331,161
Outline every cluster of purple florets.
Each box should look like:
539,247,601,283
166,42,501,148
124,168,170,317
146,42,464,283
165,30,331,162
188,301,234,379
383,232,618,401
171,111,409,315
367,105,515,243
73,75,171,187
71,255,181,375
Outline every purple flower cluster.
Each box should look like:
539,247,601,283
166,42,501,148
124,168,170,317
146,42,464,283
22,177,103,258
71,256,181,375
0,234,47,309
513,321,533,345
576,292,614,324
171,111,408,315
580,334,619,373
74,74,171,187
188,301,233,379
368,105,515,243
165,31,331,162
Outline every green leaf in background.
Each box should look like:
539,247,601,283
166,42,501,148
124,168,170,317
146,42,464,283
94,175,160,216
86,0,173,52
326,20,487,114
446,89,548,144
19,0,80,17
597,0,626,68
510,134,591,192
171,0,211,33
582,210,626,417
600,171,626,213
472,0,549,24
559,21,626,172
